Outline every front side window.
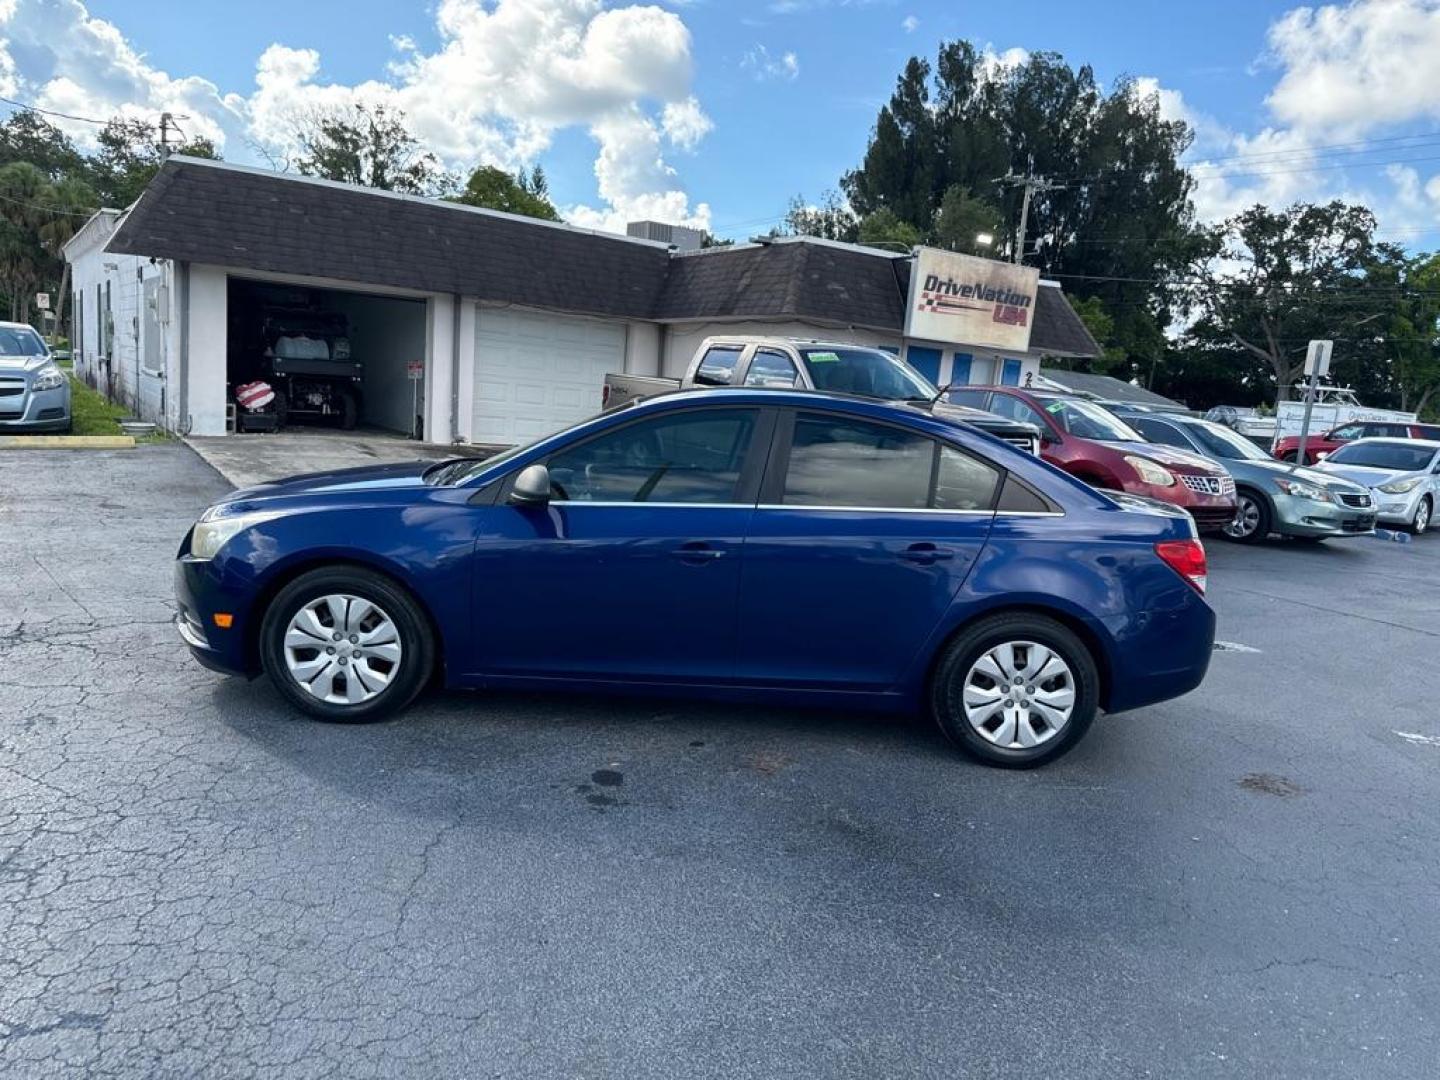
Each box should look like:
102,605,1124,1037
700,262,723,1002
1034,396,1142,442
1331,423,1364,440
1187,420,1269,461
694,346,742,386
797,347,934,401
986,393,1050,432
744,348,800,388
1132,418,1193,450
545,409,756,504
782,413,998,511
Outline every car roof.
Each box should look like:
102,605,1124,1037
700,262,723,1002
629,385,921,414
1339,436,1440,449
702,335,888,351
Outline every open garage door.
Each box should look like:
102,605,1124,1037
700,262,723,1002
472,308,625,445
227,279,427,435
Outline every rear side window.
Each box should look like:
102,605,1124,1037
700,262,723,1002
546,409,756,503
781,414,999,511
744,348,800,388
1131,417,1192,449
694,346,742,386
1416,425,1440,441
986,393,1049,431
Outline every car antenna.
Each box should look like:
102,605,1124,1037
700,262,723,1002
925,381,953,411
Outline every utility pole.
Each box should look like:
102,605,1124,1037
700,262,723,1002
997,174,1066,264
158,112,190,158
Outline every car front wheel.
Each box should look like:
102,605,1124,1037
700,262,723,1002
930,613,1099,768
1223,490,1270,544
1411,496,1432,535
260,567,435,722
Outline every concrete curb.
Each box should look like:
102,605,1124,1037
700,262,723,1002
0,435,137,449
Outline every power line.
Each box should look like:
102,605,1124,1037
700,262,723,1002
1188,130,1440,167
0,190,96,217
0,94,111,126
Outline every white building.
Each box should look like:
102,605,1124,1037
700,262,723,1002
65,157,1099,443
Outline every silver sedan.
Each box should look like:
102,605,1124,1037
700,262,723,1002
1312,438,1440,534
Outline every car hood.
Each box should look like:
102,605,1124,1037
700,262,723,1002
1229,458,1367,492
1102,440,1222,474
927,401,1038,434
224,460,436,505
0,354,47,373
1312,462,1418,488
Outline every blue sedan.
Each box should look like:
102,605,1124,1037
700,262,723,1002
174,389,1215,767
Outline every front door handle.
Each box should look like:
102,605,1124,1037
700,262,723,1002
671,541,726,564
899,543,954,564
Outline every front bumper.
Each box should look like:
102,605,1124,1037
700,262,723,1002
1373,488,1426,526
0,381,70,431
1272,492,1375,538
173,555,256,677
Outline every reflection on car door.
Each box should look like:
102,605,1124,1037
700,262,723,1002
471,407,772,683
735,411,1000,690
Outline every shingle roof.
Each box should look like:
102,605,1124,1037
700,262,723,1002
107,157,672,320
1039,367,1187,408
106,158,1100,359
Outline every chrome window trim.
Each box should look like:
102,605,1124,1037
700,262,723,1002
547,501,754,509
756,503,995,517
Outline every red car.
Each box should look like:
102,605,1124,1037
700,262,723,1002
1272,420,1440,465
947,386,1237,532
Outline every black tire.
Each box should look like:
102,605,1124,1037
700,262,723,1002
339,390,359,430
259,566,435,723
1222,489,1271,544
1280,451,1300,464
930,613,1100,769
1409,496,1432,535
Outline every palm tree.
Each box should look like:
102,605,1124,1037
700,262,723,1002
37,175,98,345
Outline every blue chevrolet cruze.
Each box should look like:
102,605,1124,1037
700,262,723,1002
175,389,1215,767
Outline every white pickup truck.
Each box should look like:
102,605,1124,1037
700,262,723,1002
602,336,1041,453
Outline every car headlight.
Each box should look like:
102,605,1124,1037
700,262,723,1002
1124,455,1176,487
189,510,280,560
1273,477,1332,502
30,365,65,391
1378,477,1424,495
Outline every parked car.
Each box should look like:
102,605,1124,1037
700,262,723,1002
945,386,1237,532
0,322,70,433
1311,438,1440,534
603,337,1041,454
1205,405,1277,445
1272,420,1440,465
174,388,1216,768
1125,414,1377,544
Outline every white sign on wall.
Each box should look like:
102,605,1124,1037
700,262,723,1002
34,292,49,310
905,248,1041,352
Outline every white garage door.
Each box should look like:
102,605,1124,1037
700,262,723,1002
472,308,626,444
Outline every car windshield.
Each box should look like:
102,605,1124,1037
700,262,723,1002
1327,441,1437,471
1035,396,1142,441
0,326,46,357
798,347,935,402
1183,420,1270,461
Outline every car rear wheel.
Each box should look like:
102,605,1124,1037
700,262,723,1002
930,613,1099,768
1410,496,1432,535
260,567,435,722
1222,490,1270,544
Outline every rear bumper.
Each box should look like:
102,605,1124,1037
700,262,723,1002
1100,589,1216,714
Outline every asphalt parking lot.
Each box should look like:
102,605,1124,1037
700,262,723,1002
2,445,1438,1079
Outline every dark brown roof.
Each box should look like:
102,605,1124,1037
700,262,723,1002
654,240,908,329
107,158,671,320
108,158,1099,359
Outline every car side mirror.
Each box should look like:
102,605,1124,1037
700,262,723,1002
508,464,551,507
1040,431,1059,446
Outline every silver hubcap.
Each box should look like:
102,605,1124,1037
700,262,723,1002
1224,495,1261,539
962,641,1076,749
283,594,402,705
1417,502,1430,533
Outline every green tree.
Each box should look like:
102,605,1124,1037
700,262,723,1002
36,174,99,340
90,117,219,206
0,111,86,180
450,164,560,220
292,103,449,196
782,190,857,242
856,208,920,250
0,162,51,321
840,42,1206,376
931,184,1003,255
1188,201,1394,403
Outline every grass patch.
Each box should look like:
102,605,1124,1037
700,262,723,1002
67,375,127,436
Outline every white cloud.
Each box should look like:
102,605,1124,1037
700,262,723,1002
901,15,919,33
0,0,714,233
742,44,800,82
1265,0,1440,136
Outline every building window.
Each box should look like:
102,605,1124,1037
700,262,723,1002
904,345,942,386
1001,358,1022,386
950,352,973,385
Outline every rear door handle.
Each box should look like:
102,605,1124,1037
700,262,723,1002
900,543,954,564
671,541,726,564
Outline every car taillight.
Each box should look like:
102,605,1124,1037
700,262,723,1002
1155,539,1207,594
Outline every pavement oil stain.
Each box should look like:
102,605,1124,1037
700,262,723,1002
746,751,794,777
591,769,624,787
1238,772,1305,797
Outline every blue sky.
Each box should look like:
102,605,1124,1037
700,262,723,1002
11,1,1440,246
